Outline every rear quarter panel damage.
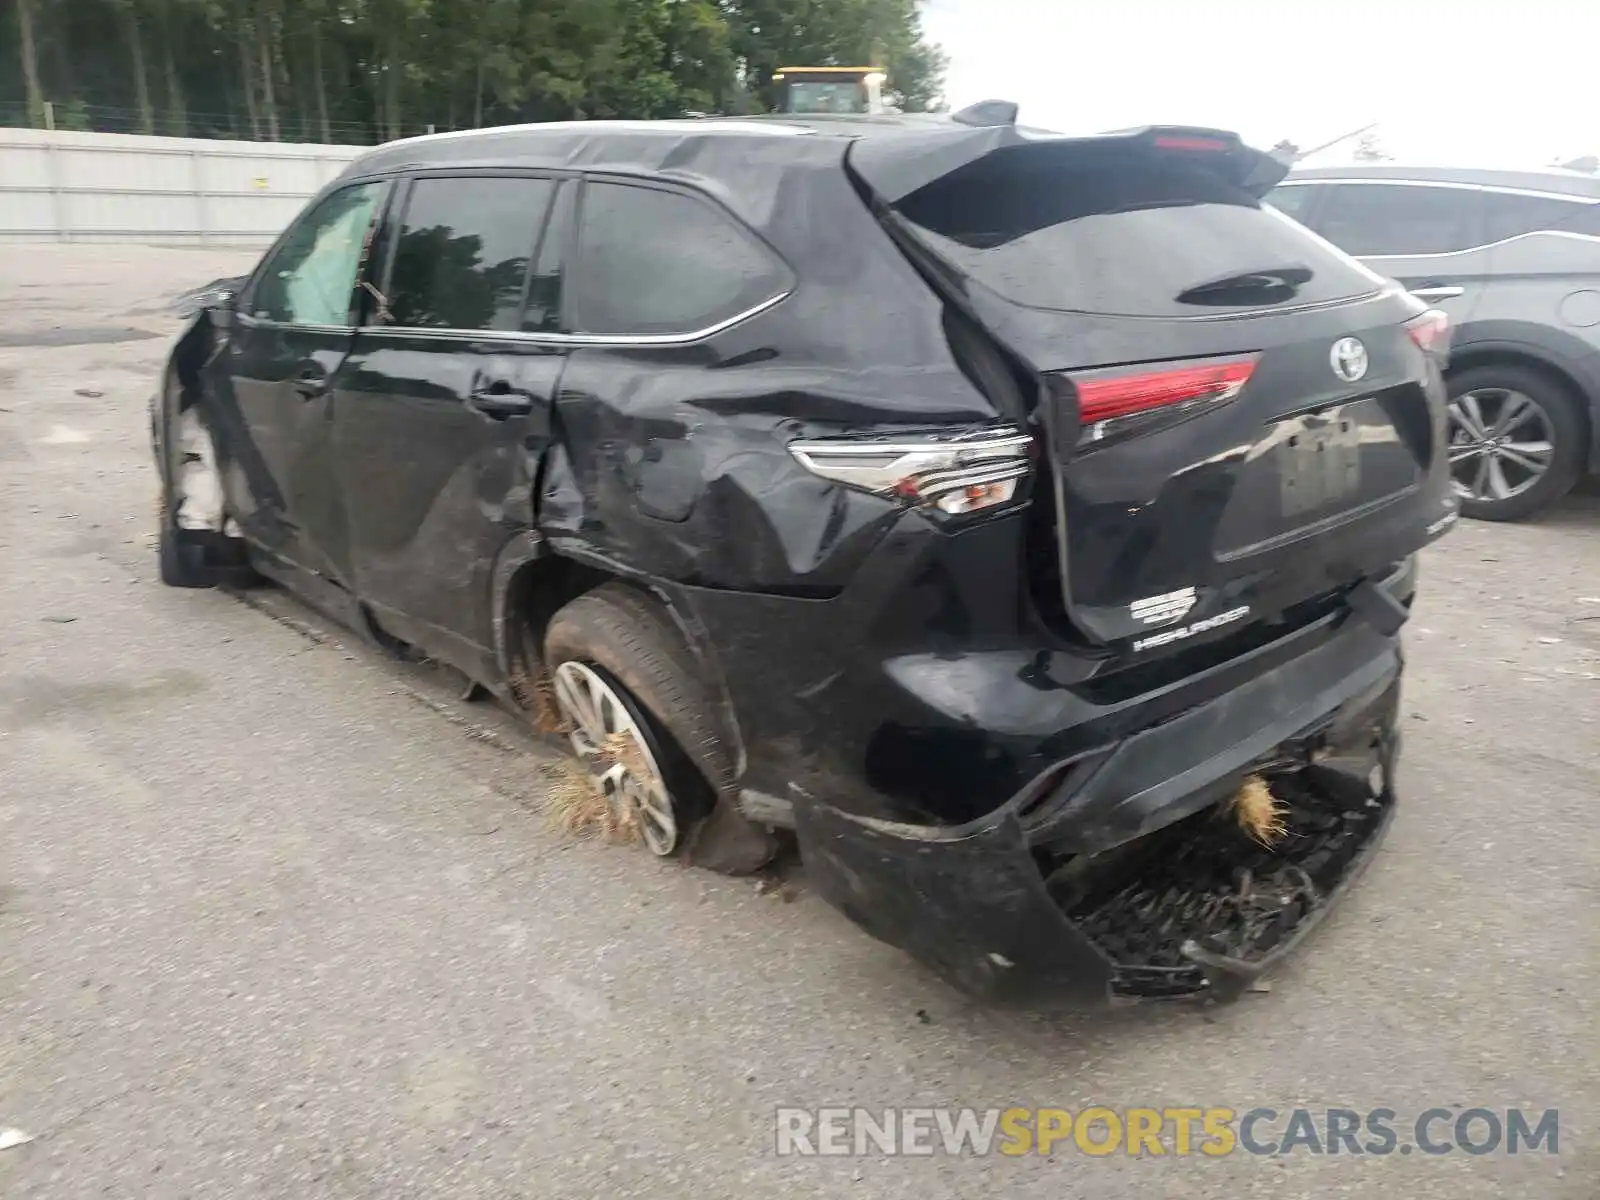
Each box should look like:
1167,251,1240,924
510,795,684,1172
537,154,1001,595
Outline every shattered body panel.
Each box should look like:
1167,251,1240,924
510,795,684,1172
154,116,1456,1004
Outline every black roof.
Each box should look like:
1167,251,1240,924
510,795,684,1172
339,116,957,227
345,114,953,176
338,116,1283,224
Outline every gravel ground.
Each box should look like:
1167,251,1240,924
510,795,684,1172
0,245,1595,1199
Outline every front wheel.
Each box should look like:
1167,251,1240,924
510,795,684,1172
1446,364,1587,522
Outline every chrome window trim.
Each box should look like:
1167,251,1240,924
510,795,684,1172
1361,228,1600,261
351,288,792,346
1276,177,1600,259
236,315,356,335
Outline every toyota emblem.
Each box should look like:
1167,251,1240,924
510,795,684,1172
1330,336,1369,383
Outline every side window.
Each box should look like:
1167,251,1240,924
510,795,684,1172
1266,183,1319,223
1554,202,1600,237
1483,192,1598,242
386,175,555,331
570,181,790,336
1316,184,1493,256
249,181,385,326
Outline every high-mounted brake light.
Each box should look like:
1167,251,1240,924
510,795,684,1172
1152,134,1233,153
1404,308,1451,359
788,428,1033,515
1072,355,1259,444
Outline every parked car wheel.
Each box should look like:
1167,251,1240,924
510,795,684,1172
1446,364,1586,521
543,584,724,857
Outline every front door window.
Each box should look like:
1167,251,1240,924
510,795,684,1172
248,182,386,326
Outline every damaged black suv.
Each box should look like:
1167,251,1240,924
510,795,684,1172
153,110,1458,1005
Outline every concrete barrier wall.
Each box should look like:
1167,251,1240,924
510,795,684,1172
0,128,366,246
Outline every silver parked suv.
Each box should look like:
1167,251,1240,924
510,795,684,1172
1273,164,1600,520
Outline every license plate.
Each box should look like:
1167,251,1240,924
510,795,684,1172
1279,409,1362,518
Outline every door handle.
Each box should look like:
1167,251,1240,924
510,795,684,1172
291,369,328,399
467,381,534,419
1411,286,1465,301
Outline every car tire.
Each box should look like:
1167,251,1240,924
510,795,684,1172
543,583,779,874
1447,364,1587,522
157,492,211,588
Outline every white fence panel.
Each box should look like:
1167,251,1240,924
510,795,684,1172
0,127,366,245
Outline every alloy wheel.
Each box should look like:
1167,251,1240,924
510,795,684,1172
551,660,679,856
1447,388,1556,504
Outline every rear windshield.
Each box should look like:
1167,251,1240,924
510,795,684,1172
893,152,1384,317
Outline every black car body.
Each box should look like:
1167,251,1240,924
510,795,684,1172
153,113,1458,1005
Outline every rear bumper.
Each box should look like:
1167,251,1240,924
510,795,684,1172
792,617,1405,1006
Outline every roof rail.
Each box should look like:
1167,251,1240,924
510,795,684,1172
950,100,1019,128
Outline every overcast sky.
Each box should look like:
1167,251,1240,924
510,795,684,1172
921,0,1600,166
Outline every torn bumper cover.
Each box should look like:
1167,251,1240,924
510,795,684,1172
792,622,1404,1006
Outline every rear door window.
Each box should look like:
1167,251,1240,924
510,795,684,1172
386,175,556,331
894,157,1381,317
570,181,791,336
1315,183,1492,255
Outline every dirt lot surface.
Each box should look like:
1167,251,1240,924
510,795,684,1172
1,245,1595,1198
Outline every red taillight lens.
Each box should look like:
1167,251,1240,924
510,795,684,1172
1074,355,1260,430
1405,308,1451,358
1151,134,1232,153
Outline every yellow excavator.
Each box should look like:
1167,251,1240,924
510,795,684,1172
771,66,891,116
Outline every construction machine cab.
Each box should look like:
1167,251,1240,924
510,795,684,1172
772,66,890,116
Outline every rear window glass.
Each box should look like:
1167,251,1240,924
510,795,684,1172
894,157,1383,317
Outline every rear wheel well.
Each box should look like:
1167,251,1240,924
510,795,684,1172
503,556,617,686
501,556,688,716
500,555,748,775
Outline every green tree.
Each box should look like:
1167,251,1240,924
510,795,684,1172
0,0,939,140
15,0,46,125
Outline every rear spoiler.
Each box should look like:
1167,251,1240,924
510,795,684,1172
848,122,1288,203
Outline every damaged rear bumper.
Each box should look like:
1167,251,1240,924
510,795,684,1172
792,622,1404,1006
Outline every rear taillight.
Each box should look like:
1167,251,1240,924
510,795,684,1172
1405,308,1451,359
1072,354,1259,446
788,427,1033,515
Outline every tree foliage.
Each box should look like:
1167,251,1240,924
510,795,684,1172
1,0,945,141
